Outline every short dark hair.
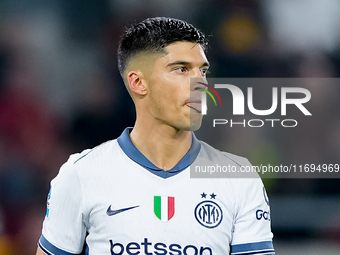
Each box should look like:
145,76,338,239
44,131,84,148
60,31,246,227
117,17,208,76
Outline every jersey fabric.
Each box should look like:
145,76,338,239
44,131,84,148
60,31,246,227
38,128,275,255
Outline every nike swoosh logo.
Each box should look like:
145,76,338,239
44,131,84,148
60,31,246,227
106,205,139,216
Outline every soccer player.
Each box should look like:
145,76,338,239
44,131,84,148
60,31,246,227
36,17,274,255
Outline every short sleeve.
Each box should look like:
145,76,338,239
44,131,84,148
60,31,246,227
230,178,275,255
38,155,86,255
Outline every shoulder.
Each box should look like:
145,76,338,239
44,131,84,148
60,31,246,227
73,139,118,163
54,139,119,180
198,140,252,168
200,141,265,200
194,139,260,180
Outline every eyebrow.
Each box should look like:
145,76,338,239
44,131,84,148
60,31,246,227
166,60,210,68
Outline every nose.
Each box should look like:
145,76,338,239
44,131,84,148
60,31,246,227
190,77,208,92
192,67,207,89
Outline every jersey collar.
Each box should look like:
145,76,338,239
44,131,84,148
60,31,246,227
117,128,201,179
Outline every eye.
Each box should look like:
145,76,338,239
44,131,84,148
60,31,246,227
175,66,188,73
200,68,210,77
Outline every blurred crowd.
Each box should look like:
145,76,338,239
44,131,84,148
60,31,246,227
0,0,340,254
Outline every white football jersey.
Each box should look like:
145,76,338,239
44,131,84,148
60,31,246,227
38,128,274,255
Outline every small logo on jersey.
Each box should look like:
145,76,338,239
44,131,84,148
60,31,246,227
263,187,270,206
194,193,223,228
154,196,175,222
46,187,52,218
106,205,139,216
256,209,271,221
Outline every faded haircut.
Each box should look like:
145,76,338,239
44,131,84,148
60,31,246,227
117,17,208,76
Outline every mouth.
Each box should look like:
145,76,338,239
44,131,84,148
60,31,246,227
185,100,202,113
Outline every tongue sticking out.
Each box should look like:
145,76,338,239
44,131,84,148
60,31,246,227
187,102,202,112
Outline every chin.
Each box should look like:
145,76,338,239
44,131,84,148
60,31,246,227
189,125,201,131
189,115,203,131
189,122,202,131
173,110,203,131
174,118,202,132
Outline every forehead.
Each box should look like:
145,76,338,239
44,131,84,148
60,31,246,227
161,41,208,65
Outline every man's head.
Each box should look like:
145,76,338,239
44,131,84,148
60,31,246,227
117,17,208,79
117,17,209,132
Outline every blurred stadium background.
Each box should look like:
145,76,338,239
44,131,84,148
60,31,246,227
0,0,340,254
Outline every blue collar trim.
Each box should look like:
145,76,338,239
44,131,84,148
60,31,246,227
117,128,201,179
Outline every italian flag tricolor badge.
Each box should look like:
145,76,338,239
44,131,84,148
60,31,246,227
154,196,175,222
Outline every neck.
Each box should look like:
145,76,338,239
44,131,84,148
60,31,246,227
130,118,191,171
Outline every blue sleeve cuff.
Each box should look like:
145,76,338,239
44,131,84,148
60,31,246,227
231,241,275,255
38,235,80,255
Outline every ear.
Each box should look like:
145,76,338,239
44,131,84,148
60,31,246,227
127,70,147,96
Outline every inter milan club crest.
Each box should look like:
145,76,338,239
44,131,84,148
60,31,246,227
154,196,175,222
194,192,223,228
